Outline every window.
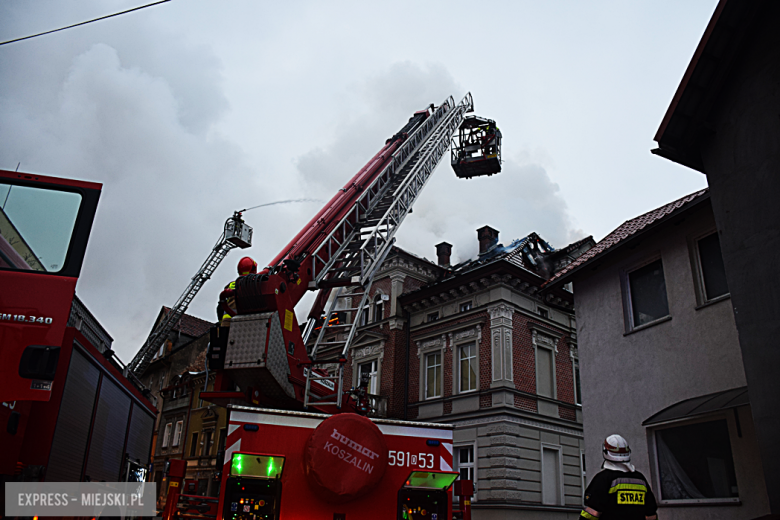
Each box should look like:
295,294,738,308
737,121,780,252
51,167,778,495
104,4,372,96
190,432,199,457
172,420,183,447
573,358,582,406
542,446,562,505
654,419,739,502
538,307,549,319
455,445,476,500
427,312,439,323
536,346,555,398
460,301,472,312
161,423,172,448
425,352,442,399
201,430,214,457
373,294,384,323
359,301,370,326
627,259,669,328
159,372,166,391
696,232,729,302
0,180,82,273
459,343,477,393
358,360,378,394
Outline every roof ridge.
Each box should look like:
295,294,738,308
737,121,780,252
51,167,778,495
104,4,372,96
544,188,709,287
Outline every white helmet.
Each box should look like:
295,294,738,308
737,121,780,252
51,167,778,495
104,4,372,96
603,434,631,462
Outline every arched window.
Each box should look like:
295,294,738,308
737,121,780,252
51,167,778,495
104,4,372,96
359,300,370,327
373,293,384,323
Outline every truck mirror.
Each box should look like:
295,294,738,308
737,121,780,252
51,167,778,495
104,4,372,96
18,345,60,380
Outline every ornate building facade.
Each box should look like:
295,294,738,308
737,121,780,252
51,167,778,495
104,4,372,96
311,226,593,519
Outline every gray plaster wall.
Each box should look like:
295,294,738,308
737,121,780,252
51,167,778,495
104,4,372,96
698,2,780,510
450,419,583,519
572,203,769,518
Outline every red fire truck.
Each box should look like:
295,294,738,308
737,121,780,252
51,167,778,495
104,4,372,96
180,407,459,520
157,94,495,519
0,170,156,490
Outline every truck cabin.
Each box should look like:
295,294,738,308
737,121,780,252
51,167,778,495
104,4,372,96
450,115,502,178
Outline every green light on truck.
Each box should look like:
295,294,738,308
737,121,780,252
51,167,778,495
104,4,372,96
403,471,459,490
230,453,285,479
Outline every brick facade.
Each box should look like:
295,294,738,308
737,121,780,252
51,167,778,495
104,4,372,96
312,232,593,519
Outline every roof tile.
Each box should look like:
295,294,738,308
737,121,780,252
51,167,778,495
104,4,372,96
545,188,709,287
161,306,213,338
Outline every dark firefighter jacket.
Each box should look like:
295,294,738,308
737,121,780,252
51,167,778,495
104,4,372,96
581,468,658,520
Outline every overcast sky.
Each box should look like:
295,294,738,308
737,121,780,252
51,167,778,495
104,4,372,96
0,0,715,361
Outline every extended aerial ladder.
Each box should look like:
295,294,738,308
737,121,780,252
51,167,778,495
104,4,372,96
126,213,253,377
204,92,500,414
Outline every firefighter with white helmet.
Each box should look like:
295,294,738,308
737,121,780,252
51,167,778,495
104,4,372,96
580,434,658,520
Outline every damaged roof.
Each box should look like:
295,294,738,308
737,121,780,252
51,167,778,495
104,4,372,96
398,233,595,304
446,232,556,280
544,188,710,289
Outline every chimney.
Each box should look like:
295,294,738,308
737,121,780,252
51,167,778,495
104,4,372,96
436,242,452,266
477,225,499,254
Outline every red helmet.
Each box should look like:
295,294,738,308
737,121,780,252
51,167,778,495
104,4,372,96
238,256,257,276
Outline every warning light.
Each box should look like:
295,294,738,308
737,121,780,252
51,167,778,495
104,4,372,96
230,453,285,478
233,453,243,475
259,500,265,507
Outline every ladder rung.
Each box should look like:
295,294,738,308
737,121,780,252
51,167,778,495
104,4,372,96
336,292,365,298
306,359,347,365
320,278,360,288
321,323,352,328
331,266,360,272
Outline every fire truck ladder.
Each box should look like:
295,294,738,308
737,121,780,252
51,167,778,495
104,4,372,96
302,92,474,409
127,213,252,377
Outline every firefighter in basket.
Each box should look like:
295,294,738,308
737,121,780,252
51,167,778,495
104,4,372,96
218,256,257,326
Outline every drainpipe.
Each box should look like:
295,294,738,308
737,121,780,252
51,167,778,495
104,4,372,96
203,343,210,394
182,381,194,485
403,308,411,421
